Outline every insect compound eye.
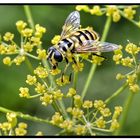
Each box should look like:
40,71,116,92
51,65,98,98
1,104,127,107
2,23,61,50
54,50,63,62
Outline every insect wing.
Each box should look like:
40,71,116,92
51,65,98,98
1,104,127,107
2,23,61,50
76,40,119,53
60,11,80,40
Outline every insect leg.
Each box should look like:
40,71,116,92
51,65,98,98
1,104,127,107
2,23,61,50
61,58,70,82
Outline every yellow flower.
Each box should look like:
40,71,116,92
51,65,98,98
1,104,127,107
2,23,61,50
74,95,82,108
1,122,11,131
21,28,33,37
51,35,61,45
34,66,48,78
71,107,84,118
31,37,42,46
94,100,106,110
129,84,140,93
66,107,73,113
36,49,47,59
0,44,7,54
106,5,118,16
125,43,140,55
75,125,86,135
26,75,37,85
19,87,30,98
6,112,17,128
92,55,105,65
51,112,63,125
60,120,73,131
67,88,76,97
116,73,125,80
23,42,34,52
35,82,46,94
7,45,17,53
3,57,11,66
112,106,123,120
124,6,136,20
112,11,121,22
126,74,137,85
110,119,120,130
90,6,103,16
16,20,27,32
76,5,90,12
83,100,93,109
113,54,122,64
40,93,53,106
100,108,111,117
50,68,61,75
121,57,133,67
96,117,106,128
13,56,25,65
15,127,27,136
36,131,43,136
3,32,14,41
35,24,46,38
18,122,27,129
53,90,63,100
56,75,70,86
72,62,84,72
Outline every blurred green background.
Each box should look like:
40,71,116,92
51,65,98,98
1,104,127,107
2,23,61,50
0,5,140,135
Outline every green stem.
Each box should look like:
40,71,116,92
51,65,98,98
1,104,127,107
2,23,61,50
105,83,128,104
23,5,35,29
73,72,78,90
81,16,112,100
0,106,52,125
114,92,135,135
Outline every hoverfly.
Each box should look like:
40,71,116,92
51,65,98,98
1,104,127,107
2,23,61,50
47,11,119,71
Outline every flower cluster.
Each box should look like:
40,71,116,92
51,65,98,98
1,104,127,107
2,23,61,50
50,98,122,135
75,5,138,23
113,43,140,93
0,20,46,66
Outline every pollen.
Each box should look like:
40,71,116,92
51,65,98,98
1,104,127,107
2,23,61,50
50,68,61,75
75,124,86,135
121,57,133,67
67,88,76,97
7,45,17,53
31,37,42,46
35,82,46,94
23,42,34,52
51,112,63,125
129,84,140,93
0,44,7,54
13,56,25,65
74,95,82,108
21,28,33,37
125,43,140,55
26,75,37,85
94,100,106,110
96,117,106,128
100,108,112,117
3,32,14,41
92,55,105,65
19,87,30,98
124,6,136,20
90,6,103,16
3,57,11,66
40,93,53,106
16,20,27,32
72,62,84,72
15,123,27,136
53,90,64,100
35,24,46,38
36,49,47,59
34,66,48,78
51,35,61,45
71,107,84,118
60,120,73,131
82,100,93,109
76,5,90,12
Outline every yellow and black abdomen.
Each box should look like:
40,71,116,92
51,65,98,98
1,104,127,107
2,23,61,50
70,29,99,48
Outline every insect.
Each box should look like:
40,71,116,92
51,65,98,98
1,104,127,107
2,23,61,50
47,11,119,75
